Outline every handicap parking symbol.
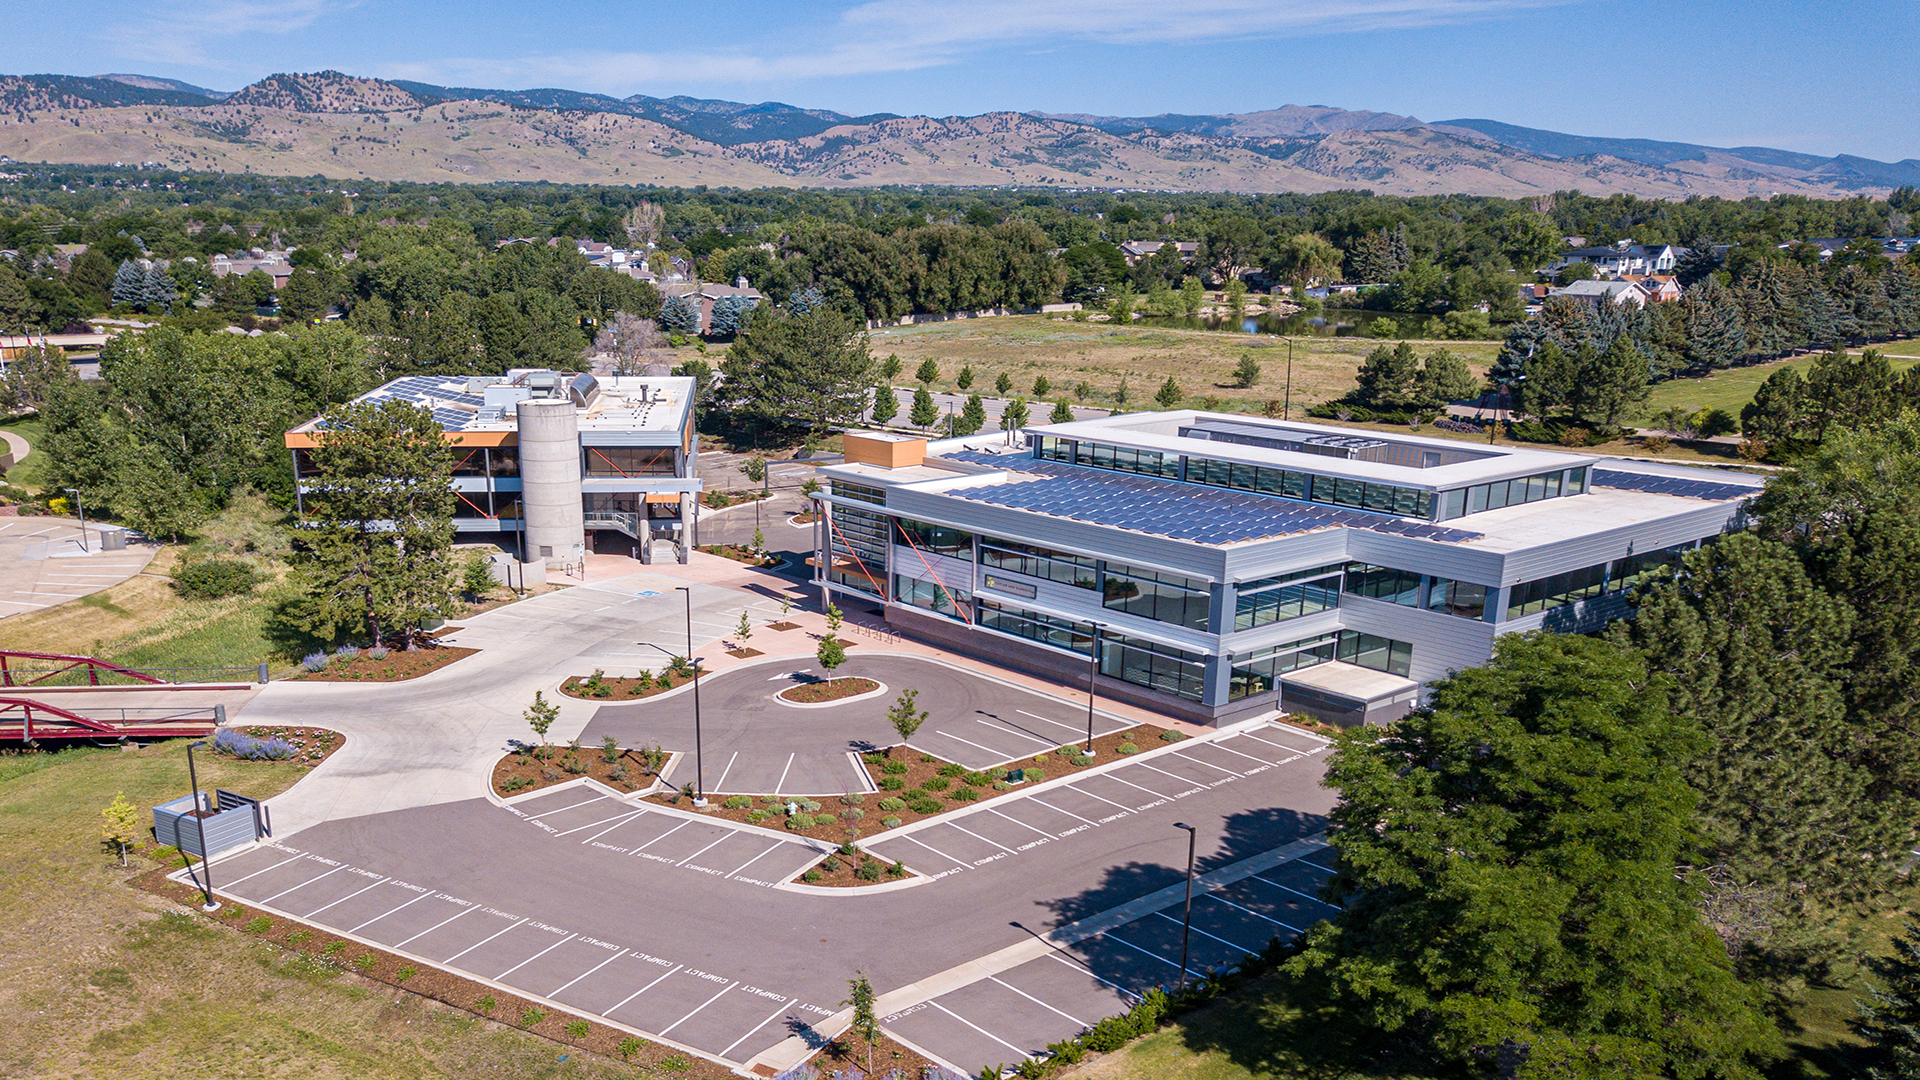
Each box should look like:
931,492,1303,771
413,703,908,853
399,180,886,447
635,589,660,598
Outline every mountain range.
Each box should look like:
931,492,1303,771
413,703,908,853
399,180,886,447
0,70,1912,198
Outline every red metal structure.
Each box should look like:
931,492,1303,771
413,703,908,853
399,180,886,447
0,650,166,687
0,697,217,741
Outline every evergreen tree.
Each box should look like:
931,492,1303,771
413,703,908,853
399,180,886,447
1032,375,1051,397
110,259,145,308
910,386,939,428
1575,336,1654,428
1741,366,1808,445
1342,229,1397,283
1803,347,1899,442
914,358,939,384
1860,921,1920,1080
1412,349,1478,410
1153,375,1183,408
1049,399,1074,424
720,306,875,433
0,262,37,332
955,363,975,389
868,383,898,425
1682,276,1749,369
994,371,1012,395
707,294,755,337
955,393,986,435
1291,633,1779,1077
1000,396,1029,432
1387,221,1411,273
1353,342,1420,408
659,292,702,334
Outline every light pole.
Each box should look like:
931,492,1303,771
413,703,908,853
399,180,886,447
1083,622,1102,757
64,488,88,553
675,586,706,806
185,740,220,912
1282,338,1294,421
1173,822,1197,991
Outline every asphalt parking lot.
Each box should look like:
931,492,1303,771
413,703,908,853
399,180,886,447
198,718,1335,1076
580,655,1138,797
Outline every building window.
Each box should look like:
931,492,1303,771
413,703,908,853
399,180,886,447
979,601,1092,655
979,538,1098,590
1189,457,1310,500
828,504,889,597
1446,469,1577,518
451,448,489,477
1426,578,1488,620
895,519,972,560
1337,631,1412,677
1506,563,1610,618
1610,542,1692,594
1343,563,1421,607
1229,633,1339,700
1233,565,1342,630
1101,633,1206,702
1103,562,1211,630
1035,436,1074,463
830,480,886,506
584,446,675,477
1077,441,1181,479
893,574,970,619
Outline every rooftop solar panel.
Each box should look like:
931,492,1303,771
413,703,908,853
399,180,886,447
1590,469,1757,502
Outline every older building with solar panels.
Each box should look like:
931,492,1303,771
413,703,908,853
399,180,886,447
809,414,1761,727
286,370,704,564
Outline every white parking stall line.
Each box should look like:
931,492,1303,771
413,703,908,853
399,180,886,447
719,996,793,1059
984,806,1057,840
1202,892,1302,933
1135,760,1215,787
1249,874,1341,908
1169,750,1241,777
989,976,1088,1028
553,947,628,996
260,865,346,904
975,717,1055,746
606,964,684,1015
632,820,690,854
1100,930,1204,979
1016,709,1094,735
725,842,786,880
580,809,651,845
445,917,530,964
1023,795,1100,828
527,794,610,821
928,1000,1032,1059
927,728,1016,761
1045,950,1144,1002
305,875,391,917
1102,772,1182,803
224,852,307,888
1208,740,1293,768
396,904,478,947
677,832,733,867
899,833,974,870
773,753,795,794
556,808,646,838
1057,783,1135,814
712,752,739,791
497,932,577,980
945,821,1019,855
658,980,739,1037
349,889,435,933
1238,730,1317,755
1152,910,1260,955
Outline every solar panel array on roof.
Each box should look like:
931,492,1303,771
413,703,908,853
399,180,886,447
359,376,489,430
1590,469,1758,502
942,452,1481,545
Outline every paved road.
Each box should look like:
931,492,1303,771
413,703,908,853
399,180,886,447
203,716,1335,1075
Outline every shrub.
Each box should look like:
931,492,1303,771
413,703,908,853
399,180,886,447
169,557,262,600
222,905,246,918
334,644,360,660
963,771,991,786
213,728,296,761
724,795,752,810
876,797,906,812
801,799,822,813
1117,742,1140,755
1071,754,1094,767
245,916,272,933
1054,744,1079,757
823,857,841,873
906,797,943,815
565,1019,590,1038
786,814,816,830
921,776,951,792
746,809,768,821
1022,768,1045,782
841,808,864,820
661,1057,690,1073
301,652,330,672
856,858,884,882
887,860,907,878
354,953,376,970
616,1037,643,1060
839,792,865,805
989,767,1008,780
1159,730,1188,743
802,868,822,883
881,816,901,828
396,965,416,981
881,759,909,775
992,780,1012,791
1641,433,1672,453
920,753,936,763
938,762,966,777
1080,1014,1136,1052
879,776,906,790
367,646,390,660
947,787,979,802
521,1007,545,1027
285,930,309,944
561,755,587,775
476,995,496,1013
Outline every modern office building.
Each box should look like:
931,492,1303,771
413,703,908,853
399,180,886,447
285,370,704,564
810,414,1761,727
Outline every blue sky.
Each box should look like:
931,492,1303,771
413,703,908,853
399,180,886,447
6,0,1916,159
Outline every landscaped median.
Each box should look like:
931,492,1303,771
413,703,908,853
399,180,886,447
492,738,669,797
288,641,476,681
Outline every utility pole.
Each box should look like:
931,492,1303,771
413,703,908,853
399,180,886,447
1173,822,1197,990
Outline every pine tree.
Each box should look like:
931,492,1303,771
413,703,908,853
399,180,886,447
659,292,702,334
1861,921,1920,1079
914,358,939,384
1050,399,1074,424
1153,376,1182,408
955,393,986,435
994,371,1012,395
910,386,939,428
1000,396,1029,432
1387,222,1411,274
868,384,898,425
708,294,755,337
141,262,179,313
955,363,974,389
1353,342,1420,408
1032,375,1051,397
1740,366,1808,445
110,259,145,308
1682,276,1749,369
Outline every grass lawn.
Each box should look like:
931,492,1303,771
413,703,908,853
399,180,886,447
0,743,649,1079
1647,348,1920,417
0,412,47,491
865,315,1501,413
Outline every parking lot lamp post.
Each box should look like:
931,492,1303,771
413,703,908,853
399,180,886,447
1173,822,1196,991
1282,338,1294,421
64,488,87,553
1084,622,1102,757
185,740,220,912
675,587,707,806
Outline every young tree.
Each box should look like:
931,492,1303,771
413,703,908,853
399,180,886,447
1113,375,1130,407
1291,634,1779,1076
914,358,939,384
1412,349,1479,410
843,972,879,1074
738,454,768,494
869,384,898,425
1232,354,1261,388
999,397,1029,434
461,549,496,601
880,353,903,381
886,688,927,749
751,526,765,553
955,393,987,435
909,386,939,429
1032,375,1051,397
1179,276,1205,316
1049,398,1075,424
525,690,558,758
816,633,847,686
736,608,754,644
825,602,843,635
1154,375,1183,408
101,792,139,867
994,371,1012,395
287,398,457,649
955,363,975,389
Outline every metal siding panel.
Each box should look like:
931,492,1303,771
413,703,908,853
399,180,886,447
888,489,1229,581
1337,594,1497,684
1496,503,1739,585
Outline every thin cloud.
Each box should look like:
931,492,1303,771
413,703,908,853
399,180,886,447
393,0,1570,96
108,0,353,67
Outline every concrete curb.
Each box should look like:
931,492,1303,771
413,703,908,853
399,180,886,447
770,679,888,710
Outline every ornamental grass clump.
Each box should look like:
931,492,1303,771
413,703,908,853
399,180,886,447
367,646,390,661
334,644,360,660
213,728,296,761
301,652,329,672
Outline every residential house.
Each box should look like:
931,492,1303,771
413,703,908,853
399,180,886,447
1117,240,1199,266
211,249,293,290
1618,275,1682,303
1549,279,1649,308
1559,241,1685,277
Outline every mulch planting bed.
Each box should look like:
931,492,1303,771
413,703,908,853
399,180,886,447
226,726,346,767
651,725,1172,863
558,669,695,701
793,843,911,888
789,511,820,525
697,543,783,567
130,863,732,1079
776,676,879,704
290,646,477,682
492,744,669,798
726,646,764,659
767,621,803,631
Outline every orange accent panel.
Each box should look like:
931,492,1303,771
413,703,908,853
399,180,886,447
843,431,926,469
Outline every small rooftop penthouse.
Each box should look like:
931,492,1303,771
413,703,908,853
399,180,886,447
809,412,1759,727
286,370,704,565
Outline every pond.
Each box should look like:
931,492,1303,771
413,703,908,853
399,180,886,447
1136,309,1442,338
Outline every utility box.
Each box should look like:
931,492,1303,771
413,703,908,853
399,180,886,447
98,525,127,551
153,792,262,859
